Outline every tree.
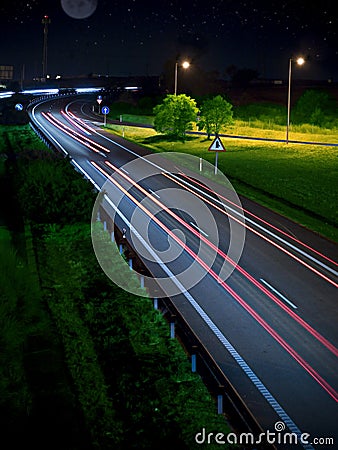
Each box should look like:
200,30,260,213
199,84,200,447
293,90,337,126
198,95,234,138
153,94,199,140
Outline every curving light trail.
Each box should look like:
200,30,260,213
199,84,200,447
91,160,338,403
163,173,338,288
41,112,110,154
102,159,338,358
179,172,338,268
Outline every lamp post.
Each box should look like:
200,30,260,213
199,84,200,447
174,60,190,95
41,15,51,80
286,56,305,144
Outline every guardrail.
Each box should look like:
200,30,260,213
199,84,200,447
99,210,276,449
30,107,274,447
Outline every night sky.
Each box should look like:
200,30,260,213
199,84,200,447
0,0,337,82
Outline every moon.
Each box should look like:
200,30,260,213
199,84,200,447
61,0,98,19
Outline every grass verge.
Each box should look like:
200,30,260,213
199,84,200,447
104,124,338,242
0,124,49,153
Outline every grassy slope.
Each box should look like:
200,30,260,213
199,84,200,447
105,124,338,242
0,124,48,153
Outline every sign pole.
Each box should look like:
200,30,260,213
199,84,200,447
214,151,219,175
101,106,110,127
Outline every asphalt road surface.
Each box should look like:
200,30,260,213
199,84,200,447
28,95,338,450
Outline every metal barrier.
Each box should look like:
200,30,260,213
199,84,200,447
102,211,275,447
28,111,275,446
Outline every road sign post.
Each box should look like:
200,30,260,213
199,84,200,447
96,95,102,113
208,135,226,174
101,106,110,126
215,151,219,175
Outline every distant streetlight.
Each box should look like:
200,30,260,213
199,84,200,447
174,60,190,95
286,56,305,144
41,15,51,79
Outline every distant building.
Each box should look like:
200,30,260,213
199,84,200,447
0,65,14,82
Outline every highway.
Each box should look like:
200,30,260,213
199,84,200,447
28,95,338,449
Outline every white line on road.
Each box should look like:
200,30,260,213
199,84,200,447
169,174,338,278
90,127,337,279
39,97,337,283
31,105,68,156
102,193,313,450
260,278,298,309
149,189,160,198
189,221,209,237
70,160,101,191
120,167,129,174
47,149,313,450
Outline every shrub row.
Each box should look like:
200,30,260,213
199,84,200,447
36,222,233,449
6,125,233,449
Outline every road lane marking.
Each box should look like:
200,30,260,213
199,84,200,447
101,191,315,450
189,221,209,237
101,160,338,357
148,188,160,198
70,160,101,191
176,173,338,275
29,103,335,351
164,173,338,287
49,154,323,447
260,278,298,309
31,106,68,155
93,161,338,402
67,101,335,281
120,167,129,174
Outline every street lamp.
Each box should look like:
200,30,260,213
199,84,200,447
41,15,51,79
286,56,305,144
174,60,190,95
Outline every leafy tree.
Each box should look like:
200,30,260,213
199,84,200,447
198,95,234,138
153,94,199,140
293,90,337,126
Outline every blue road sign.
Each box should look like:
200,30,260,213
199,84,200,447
97,95,102,99
15,103,23,111
101,106,110,115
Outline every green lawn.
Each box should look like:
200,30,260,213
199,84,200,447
117,113,154,126
225,120,338,143
2,122,336,241
104,124,338,242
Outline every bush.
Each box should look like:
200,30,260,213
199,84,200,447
0,235,45,422
292,90,338,126
40,225,124,448
16,157,96,225
234,103,286,125
40,223,232,449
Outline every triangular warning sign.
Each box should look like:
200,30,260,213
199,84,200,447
208,136,226,152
